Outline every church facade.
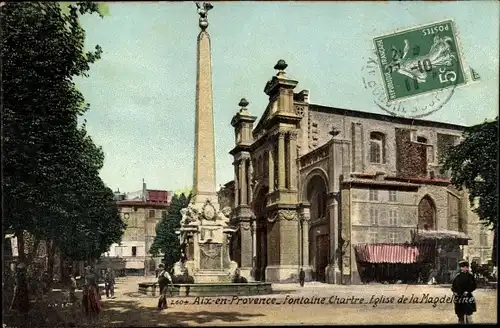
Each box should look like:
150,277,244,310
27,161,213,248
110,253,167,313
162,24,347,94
221,60,494,284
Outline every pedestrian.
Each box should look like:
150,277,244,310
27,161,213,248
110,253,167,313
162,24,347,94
69,273,77,303
156,264,173,311
451,260,477,324
428,265,437,285
41,270,51,296
104,268,115,299
299,268,305,287
10,262,30,314
82,266,102,320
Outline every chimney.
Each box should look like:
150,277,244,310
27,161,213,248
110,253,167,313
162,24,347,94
142,178,147,202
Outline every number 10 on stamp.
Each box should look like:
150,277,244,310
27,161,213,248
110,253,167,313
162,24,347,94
373,19,466,102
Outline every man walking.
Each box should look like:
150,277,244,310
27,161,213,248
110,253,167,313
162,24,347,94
104,268,115,299
157,264,173,310
68,273,77,303
451,260,477,324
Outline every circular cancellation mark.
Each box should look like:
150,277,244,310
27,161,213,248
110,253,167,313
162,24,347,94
361,53,461,119
362,20,466,119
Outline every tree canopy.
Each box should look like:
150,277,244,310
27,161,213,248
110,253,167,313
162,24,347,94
441,117,498,229
2,2,125,264
150,193,191,271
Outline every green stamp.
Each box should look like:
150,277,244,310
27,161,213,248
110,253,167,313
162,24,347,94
374,20,465,102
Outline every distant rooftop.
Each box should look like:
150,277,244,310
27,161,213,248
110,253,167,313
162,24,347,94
113,182,173,206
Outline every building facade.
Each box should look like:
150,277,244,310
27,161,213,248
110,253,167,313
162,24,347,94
106,182,172,275
225,60,495,284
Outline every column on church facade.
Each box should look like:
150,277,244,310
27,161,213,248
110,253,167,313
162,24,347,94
233,161,239,207
241,158,247,205
247,160,253,204
251,221,256,267
289,131,298,190
278,132,286,189
326,195,340,284
268,146,274,191
301,206,311,268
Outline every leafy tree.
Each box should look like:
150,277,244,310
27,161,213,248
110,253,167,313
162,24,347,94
150,193,191,271
441,117,498,230
2,2,125,272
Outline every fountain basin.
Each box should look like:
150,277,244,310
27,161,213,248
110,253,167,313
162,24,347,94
138,282,272,297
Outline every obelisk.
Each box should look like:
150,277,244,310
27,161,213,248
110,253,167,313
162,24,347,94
192,2,217,205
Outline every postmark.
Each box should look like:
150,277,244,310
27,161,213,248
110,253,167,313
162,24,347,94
374,19,465,103
362,19,468,118
361,54,457,119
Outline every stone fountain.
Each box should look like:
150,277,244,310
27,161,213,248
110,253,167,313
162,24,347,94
138,2,271,297
175,200,238,283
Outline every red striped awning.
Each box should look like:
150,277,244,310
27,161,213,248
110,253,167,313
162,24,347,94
354,243,434,264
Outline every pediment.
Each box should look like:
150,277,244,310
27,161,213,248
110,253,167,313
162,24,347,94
252,100,277,139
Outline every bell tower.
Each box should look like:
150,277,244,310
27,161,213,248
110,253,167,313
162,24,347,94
229,98,257,279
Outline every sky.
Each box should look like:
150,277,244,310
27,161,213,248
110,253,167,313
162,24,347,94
76,1,499,194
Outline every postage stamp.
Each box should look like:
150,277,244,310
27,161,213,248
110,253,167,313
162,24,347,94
362,19,468,118
373,19,466,103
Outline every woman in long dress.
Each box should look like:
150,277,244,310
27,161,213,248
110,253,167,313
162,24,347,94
82,266,102,318
10,262,30,313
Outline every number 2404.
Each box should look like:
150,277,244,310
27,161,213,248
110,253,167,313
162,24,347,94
422,25,449,36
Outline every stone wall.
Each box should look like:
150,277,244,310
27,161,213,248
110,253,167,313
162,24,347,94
218,181,235,210
351,188,418,244
395,128,427,178
307,108,463,177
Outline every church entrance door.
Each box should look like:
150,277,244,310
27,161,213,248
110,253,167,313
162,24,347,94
316,234,329,282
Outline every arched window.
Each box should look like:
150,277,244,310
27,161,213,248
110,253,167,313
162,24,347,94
307,175,328,221
369,132,385,164
418,195,436,230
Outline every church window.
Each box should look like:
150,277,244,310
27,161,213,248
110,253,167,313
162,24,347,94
369,132,386,163
418,195,436,230
417,136,427,143
480,229,488,246
388,209,398,226
370,208,379,225
389,190,397,202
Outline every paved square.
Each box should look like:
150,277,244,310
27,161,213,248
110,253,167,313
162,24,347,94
83,277,497,326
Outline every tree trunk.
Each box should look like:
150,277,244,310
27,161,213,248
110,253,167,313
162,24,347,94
60,252,69,283
47,240,56,283
26,237,41,272
16,230,25,262
492,228,497,266
17,231,41,276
